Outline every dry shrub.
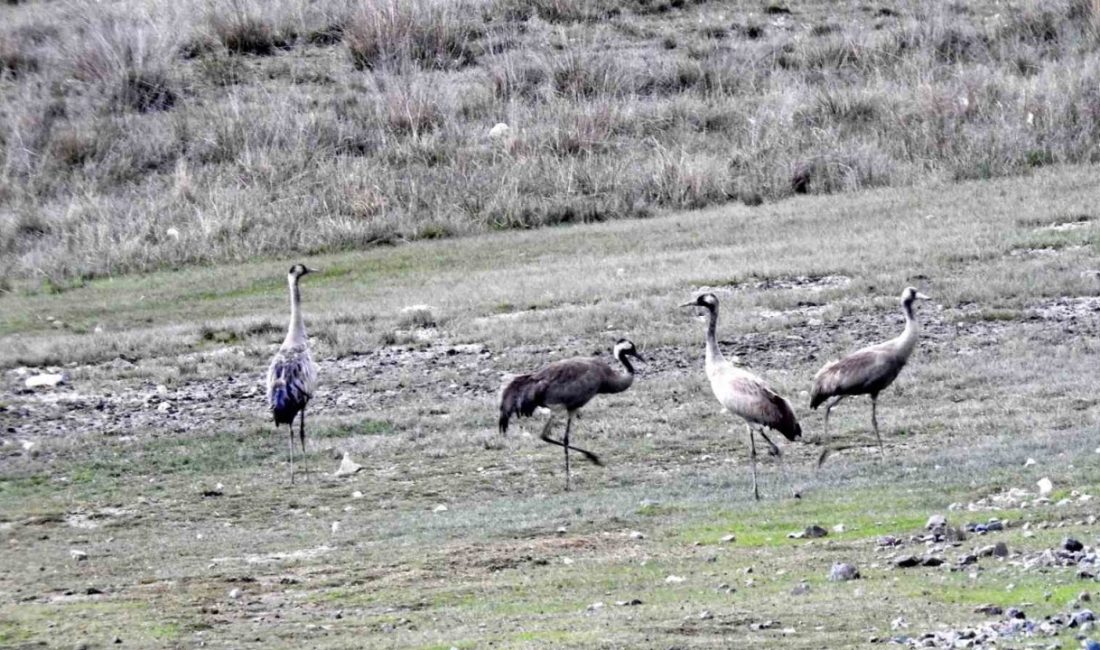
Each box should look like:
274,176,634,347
345,0,484,71
207,6,282,55
0,31,38,77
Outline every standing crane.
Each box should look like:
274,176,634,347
810,286,930,466
499,339,643,490
682,293,802,500
267,263,319,483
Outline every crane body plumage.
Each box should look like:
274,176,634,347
265,263,318,483
684,293,801,500
810,286,929,465
499,339,642,489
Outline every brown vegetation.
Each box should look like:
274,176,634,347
1,0,1099,280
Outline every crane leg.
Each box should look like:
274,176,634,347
540,413,603,472
563,413,572,491
817,395,846,468
288,423,295,485
871,395,884,456
758,430,798,499
746,424,759,501
299,409,307,453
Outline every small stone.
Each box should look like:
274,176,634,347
69,549,88,561
555,527,567,535
921,556,944,567
351,491,364,499
993,542,1008,558
1072,610,1097,627
698,610,714,620
986,519,1004,532
331,521,340,535
585,602,604,611
628,531,645,540
1037,477,1053,496
665,575,685,583
926,514,947,530
1024,458,1037,467
973,604,1003,616
25,373,68,389
1064,538,1085,553
1082,591,1093,602
895,555,921,568
615,598,643,606
832,523,846,533
433,504,448,512
334,453,364,477
828,563,859,581
157,401,171,413
804,525,828,538
790,582,810,595
228,588,242,600
719,534,736,543
1005,607,1025,619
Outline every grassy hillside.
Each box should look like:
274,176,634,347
1,165,1098,647
3,0,1100,281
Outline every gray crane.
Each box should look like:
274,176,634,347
266,263,319,483
681,293,802,500
810,286,930,466
499,339,643,490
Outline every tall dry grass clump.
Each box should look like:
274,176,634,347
344,0,488,70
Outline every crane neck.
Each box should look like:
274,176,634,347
897,299,920,357
284,273,306,346
705,305,725,369
603,350,636,393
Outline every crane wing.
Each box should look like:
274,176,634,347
267,343,317,425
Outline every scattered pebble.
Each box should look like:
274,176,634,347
828,563,859,581
665,575,685,584
1037,477,1053,496
334,453,364,477
69,549,88,562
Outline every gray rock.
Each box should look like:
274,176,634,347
993,542,1008,558
973,604,1003,616
1072,610,1097,627
921,556,944,567
828,563,860,581
25,373,68,389
1064,538,1085,553
926,514,947,530
1005,607,1026,619
804,524,828,538
895,555,921,568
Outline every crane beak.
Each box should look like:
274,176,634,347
679,301,697,308
305,266,321,275
916,292,931,300
631,351,646,363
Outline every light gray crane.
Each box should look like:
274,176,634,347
810,286,930,466
499,339,643,490
266,263,319,483
681,293,802,500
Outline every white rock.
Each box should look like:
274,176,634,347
665,575,685,583
433,504,448,512
331,521,341,535
832,524,846,533
157,402,171,413
1024,458,1037,467
488,122,511,139
156,384,169,395
334,453,364,477
228,588,242,600
586,602,604,611
720,534,736,543
351,491,364,499
69,549,88,561
1037,477,1053,496
628,530,645,540
166,227,181,240
25,373,68,389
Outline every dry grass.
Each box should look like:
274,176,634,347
2,0,1100,281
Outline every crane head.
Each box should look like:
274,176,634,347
613,338,645,362
289,263,319,278
680,293,719,311
902,286,930,304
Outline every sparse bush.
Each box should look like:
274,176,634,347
345,0,483,71
207,6,281,55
